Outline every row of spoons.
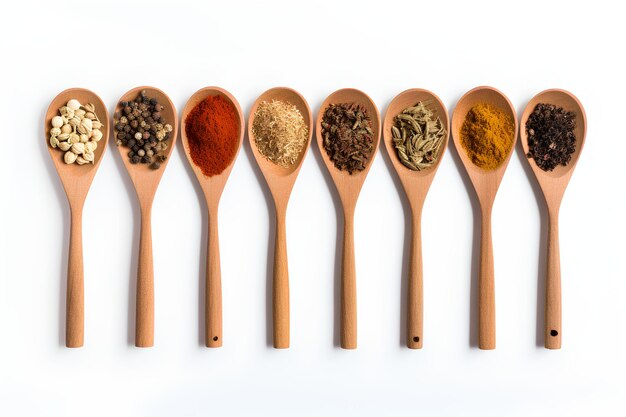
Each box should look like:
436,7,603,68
45,86,586,350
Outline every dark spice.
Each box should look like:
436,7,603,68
321,103,374,174
114,90,173,170
525,103,576,171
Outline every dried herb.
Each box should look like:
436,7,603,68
252,100,308,168
321,103,374,174
525,103,576,171
392,101,446,171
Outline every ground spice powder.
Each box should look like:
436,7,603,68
460,103,515,170
185,95,239,177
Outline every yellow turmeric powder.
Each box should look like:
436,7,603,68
460,103,515,170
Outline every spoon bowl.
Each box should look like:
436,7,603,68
248,87,313,348
181,87,245,347
114,86,178,347
45,87,110,347
316,88,381,349
451,86,518,349
520,89,586,349
383,88,449,348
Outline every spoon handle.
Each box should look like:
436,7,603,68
479,209,496,350
206,208,222,347
66,205,84,348
545,212,561,349
407,209,423,349
273,207,289,348
136,206,154,347
341,209,357,349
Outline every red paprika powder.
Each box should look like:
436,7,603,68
185,94,239,176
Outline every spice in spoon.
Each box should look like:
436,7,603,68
525,103,577,171
392,101,446,171
252,100,308,168
321,103,374,174
185,95,240,177
48,100,104,165
460,103,515,170
114,90,172,170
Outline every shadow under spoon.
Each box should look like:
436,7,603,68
451,86,518,350
114,86,178,347
316,88,381,349
45,88,110,347
247,87,313,349
520,89,586,349
181,86,245,347
383,89,450,349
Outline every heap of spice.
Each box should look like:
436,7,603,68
252,100,308,168
321,103,374,174
48,99,104,165
114,90,172,170
392,101,446,171
460,103,515,170
185,95,239,177
525,103,576,171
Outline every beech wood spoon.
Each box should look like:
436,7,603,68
383,89,449,349
316,88,381,349
45,88,110,348
451,86,518,350
248,87,313,349
114,86,178,347
520,89,586,349
181,87,245,347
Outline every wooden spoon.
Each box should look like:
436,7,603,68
316,88,381,349
451,86,518,350
382,89,450,349
45,88,110,347
180,87,245,347
520,89,586,349
114,86,178,347
248,87,313,349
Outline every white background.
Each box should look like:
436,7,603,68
1,0,624,416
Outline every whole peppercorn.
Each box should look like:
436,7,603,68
115,91,171,170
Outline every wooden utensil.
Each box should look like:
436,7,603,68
316,88,381,349
180,87,245,347
114,86,178,347
248,87,313,349
451,86,518,350
45,88,110,348
382,89,450,349
520,89,586,349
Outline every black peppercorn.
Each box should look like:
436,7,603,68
128,151,135,158
131,155,141,164
141,155,152,164
149,161,161,170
